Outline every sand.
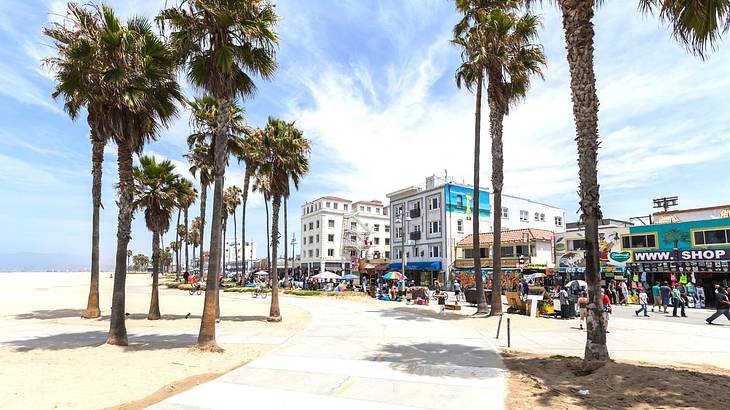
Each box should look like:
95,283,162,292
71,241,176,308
0,272,310,409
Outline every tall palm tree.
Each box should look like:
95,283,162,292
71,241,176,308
190,217,202,270
132,156,185,319
185,142,213,276
44,3,117,320
232,128,265,281
283,197,289,288
455,3,546,317
517,0,730,365
256,118,310,322
224,186,244,276
159,0,278,350
177,178,197,277
61,6,183,345
127,250,133,268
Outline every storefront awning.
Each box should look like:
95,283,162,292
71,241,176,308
388,261,442,271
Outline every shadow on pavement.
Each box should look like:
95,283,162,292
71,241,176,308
367,342,502,378
3,330,200,351
13,309,268,323
13,309,87,320
502,351,730,410
366,306,483,322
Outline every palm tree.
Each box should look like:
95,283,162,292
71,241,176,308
256,118,310,322
63,6,182,345
233,129,266,282
185,142,213,277
518,0,730,366
663,228,689,250
127,250,133,268
177,178,197,277
454,3,546,317
44,3,116,320
189,217,202,270
224,186,244,276
159,0,278,350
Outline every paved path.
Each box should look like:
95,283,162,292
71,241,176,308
152,298,506,410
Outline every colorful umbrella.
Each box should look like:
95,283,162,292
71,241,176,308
341,274,358,280
383,271,404,280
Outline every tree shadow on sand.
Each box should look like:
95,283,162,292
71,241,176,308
13,309,268,323
366,342,503,379
4,330,199,352
13,309,87,320
503,352,730,409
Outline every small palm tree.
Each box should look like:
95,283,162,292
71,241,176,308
256,117,310,322
454,2,545,316
663,228,689,249
224,186,244,275
176,178,197,279
133,155,187,320
159,0,279,350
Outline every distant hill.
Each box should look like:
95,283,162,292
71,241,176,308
0,252,88,272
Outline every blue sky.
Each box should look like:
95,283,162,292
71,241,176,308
1,0,729,269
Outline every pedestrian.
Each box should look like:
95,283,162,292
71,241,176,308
696,283,706,309
651,281,661,312
453,279,462,302
183,270,189,284
577,291,588,330
635,288,649,317
706,286,730,324
660,281,672,313
434,280,441,292
619,280,629,305
671,283,687,317
602,288,611,333
437,291,447,317
559,286,570,320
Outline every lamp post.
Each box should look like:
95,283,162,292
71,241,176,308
397,214,412,280
291,233,297,282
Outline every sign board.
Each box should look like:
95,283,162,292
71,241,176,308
633,249,730,262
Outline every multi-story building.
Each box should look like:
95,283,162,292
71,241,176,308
300,196,390,275
555,218,633,280
387,176,566,287
224,240,256,272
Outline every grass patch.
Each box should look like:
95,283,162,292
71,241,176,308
283,290,369,298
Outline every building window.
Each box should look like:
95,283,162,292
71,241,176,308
343,204,348,211
516,245,529,256
350,235,357,242
327,249,334,257
414,224,422,232
385,225,390,232
456,195,463,208
457,219,464,233
540,213,545,222
502,207,509,219
333,203,338,210
328,219,335,228
694,229,730,246
464,248,487,259
397,227,403,238
367,206,372,212
570,240,586,251
303,224,306,232
376,208,380,214
374,224,380,232
302,237,306,245
308,250,313,257
501,246,515,257
309,235,313,244
622,234,657,249
326,202,331,208
555,216,563,226
429,196,439,210
316,249,320,257
534,212,540,221
350,250,357,257
316,220,320,228
520,210,529,222
374,238,380,245
360,206,365,211
309,222,314,230
385,238,390,245
385,251,390,258
328,234,335,242
430,246,440,258
429,221,440,234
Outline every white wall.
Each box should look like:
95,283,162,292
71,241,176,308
497,195,566,233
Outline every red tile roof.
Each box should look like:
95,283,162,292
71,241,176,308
457,228,554,247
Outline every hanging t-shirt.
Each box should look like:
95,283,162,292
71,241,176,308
679,273,688,284
641,272,647,282
670,273,677,283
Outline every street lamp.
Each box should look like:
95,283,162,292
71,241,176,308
396,214,412,279
290,233,297,282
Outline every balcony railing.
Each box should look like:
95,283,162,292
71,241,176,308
410,231,421,241
409,208,421,218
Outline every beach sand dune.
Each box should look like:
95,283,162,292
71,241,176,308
0,272,310,409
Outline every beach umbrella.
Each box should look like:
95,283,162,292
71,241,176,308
383,271,404,280
341,273,358,280
254,270,269,276
312,271,342,280
566,279,587,288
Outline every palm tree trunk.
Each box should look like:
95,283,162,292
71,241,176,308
148,231,161,320
269,195,282,322
199,184,208,274
488,71,504,316
241,168,251,283
559,0,608,365
184,207,190,277
265,198,271,271
175,208,181,281
107,141,133,346
197,98,230,350
284,198,289,289
472,74,488,315
84,134,104,319
233,209,239,281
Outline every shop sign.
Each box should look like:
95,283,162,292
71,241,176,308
634,249,730,262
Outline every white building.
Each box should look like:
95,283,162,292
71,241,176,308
300,196,390,275
224,240,256,272
387,176,566,287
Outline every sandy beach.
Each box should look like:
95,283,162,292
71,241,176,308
0,272,310,409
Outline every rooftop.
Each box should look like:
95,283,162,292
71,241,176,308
652,204,730,216
353,200,384,206
457,228,555,247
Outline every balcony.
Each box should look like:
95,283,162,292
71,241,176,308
410,231,421,241
409,208,421,218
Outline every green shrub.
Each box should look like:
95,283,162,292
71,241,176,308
178,283,206,291
161,281,180,288
283,290,367,298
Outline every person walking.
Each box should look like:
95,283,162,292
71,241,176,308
706,286,730,324
672,283,687,317
635,288,649,317
437,291,447,317
602,288,612,334
453,279,462,303
559,286,570,320
651,281,661,312
577,291,588,330
619,280,629,305
660,281,672,314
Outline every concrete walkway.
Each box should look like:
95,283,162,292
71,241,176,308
152,297,506,410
